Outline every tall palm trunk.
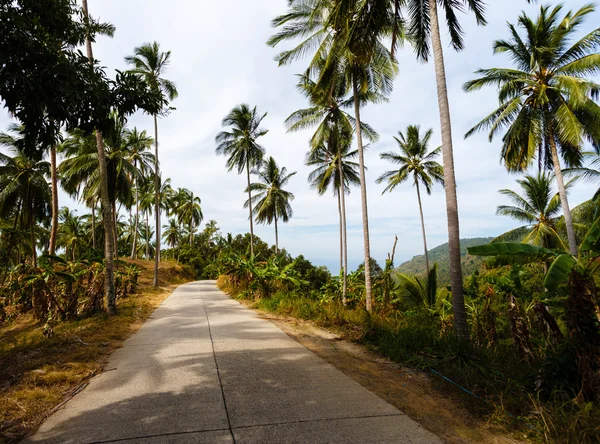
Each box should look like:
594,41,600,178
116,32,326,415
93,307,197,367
82,0,116,314
246,158,255,255
49,144,59,256
189,219,193,246
153,113,160,287
338,155,348,305
415,180,430,273
549,136,577,255
274,215,279,254
91,199,96,250
429,0,467,340
352,77,373,312
131,162,139,259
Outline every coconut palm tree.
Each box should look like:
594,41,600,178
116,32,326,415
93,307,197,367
125,128,154,259
138,176,155,261
464,4,600,257
81,0,118,314
215,104,267,255
286,70,378,301
400,0,486,339
306,133,360,302
163,218,181,256
177,189,203,246
57,207,87,261
0,142,51,267
269,0,398,311
60,118,140,256
376,125,444,273
497,172,571,250
125,41,178,287
246,157,296,253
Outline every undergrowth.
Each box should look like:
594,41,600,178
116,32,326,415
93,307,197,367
217,274,600,443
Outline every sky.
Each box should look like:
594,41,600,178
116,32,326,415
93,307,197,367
1,0,598,272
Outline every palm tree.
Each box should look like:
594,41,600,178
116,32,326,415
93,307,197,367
163,218,180,256
81,0,117,314
306,134,360,303
286,70,378,301
401,0,486,339
0,142,51,267
497,172,570,250
177,189,203,246
57,207,87,261
464,4,600,257
125,128,154,259
269,0,398,312
125,41,178,287
138,176,155,261
376,125,444,273
215,104,267,255
246,157,296,253
60,118,140,257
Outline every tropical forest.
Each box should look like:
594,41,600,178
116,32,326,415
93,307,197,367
1,0,600,443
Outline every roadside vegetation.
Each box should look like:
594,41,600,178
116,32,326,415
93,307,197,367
0,259,193,441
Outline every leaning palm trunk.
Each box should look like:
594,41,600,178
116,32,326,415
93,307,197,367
429,0,468,340
246,158,255,255
82,0,116,315
153,114,160,287
49,144,59,256
352,77,373,312
415,180,430,273
549,136,577,255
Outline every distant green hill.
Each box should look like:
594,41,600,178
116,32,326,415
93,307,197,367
396,237,494,286
396,201,598,286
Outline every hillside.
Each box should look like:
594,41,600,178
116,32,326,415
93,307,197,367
396,237,494,285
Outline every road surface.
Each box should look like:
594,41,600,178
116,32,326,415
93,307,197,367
29,281,442,443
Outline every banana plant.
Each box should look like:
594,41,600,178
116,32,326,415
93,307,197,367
468,217,600,292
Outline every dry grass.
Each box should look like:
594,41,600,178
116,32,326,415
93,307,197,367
0,260,194,443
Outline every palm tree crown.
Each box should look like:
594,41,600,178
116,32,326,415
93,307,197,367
246,157,296,253
497,172,570,249
125,41,178,106
377,126,444,194
215,104,267,174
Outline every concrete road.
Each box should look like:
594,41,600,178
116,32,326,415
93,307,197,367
29,281,442,444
